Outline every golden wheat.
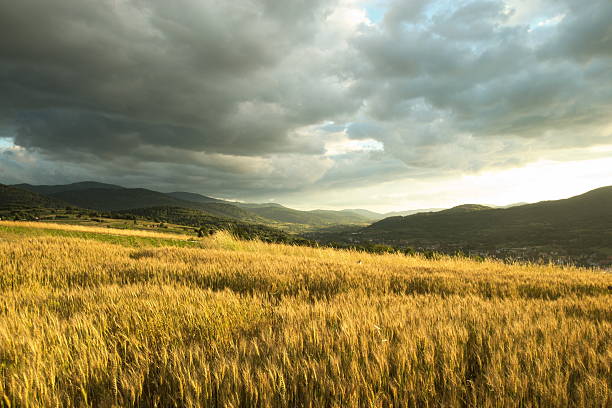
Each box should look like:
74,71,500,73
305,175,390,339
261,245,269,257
0,220,193,240
0,222,610,407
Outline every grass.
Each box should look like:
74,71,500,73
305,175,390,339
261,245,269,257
0,221,199,248
0,221,610,407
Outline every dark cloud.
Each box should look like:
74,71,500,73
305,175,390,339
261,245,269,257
0,0,611,204
0,0,355,158
542,0,612,61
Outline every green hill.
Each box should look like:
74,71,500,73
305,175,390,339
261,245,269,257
166,191,228,204
361,186,612,251
246,205,370,226
339,209,384,221
12,181,382,228
195,203,268,223
235,202,286,209
439,204,493,214
13,181,125,195
113,206,306,243
0,184,70,211
51,188,187,211
383,208,445,217
50,188,266,223
309,209,372,224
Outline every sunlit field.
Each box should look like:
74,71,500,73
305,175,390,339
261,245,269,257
0,221,610,407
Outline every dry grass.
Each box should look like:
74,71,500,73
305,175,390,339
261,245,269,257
0,220,192,240
0,222,610,407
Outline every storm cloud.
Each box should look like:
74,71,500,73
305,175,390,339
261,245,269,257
0,0,611,204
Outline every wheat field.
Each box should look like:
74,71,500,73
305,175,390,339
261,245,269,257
0,221,610,407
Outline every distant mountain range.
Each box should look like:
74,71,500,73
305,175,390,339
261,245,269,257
7,181,486,225
2,181,373,227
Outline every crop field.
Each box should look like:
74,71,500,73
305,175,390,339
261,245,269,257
0,221,610,407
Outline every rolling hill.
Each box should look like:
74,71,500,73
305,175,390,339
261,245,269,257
13,181,125,195
0,184,70,211
340,208,448,220
50,188,188,211
5,182,379,227
112,206,301,243
360,186,612,250
49,188,267,223
246,205,371,226
339,209,385,221
382,208,446,217
166,191,228,204
437,204,493,214
235,202,286,209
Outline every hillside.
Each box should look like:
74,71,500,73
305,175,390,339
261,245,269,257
235,202,286,209
166,191,228,204
438,204,493,214
340,208,448,219
0,184,70,210
0,221,609,406
361,186,612,251
194,203,268,223
247,205,371,226
383,207,445,217
13,181,125,195
49,188,267,223
339,209,384,221
113,206,299,243
51,188,189,211
13,182,376,227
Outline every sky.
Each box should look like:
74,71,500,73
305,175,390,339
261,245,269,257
0,0,611,212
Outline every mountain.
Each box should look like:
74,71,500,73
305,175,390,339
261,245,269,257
112,206,306,244
194,203,268,222
340,209,385,221
245,205,371,226
343,204,517,220
0,184,69,210
12,181,125,195
51,188,185,211
383,208,445,217
340,207,469,221
166,191,228,204
488,202,529,209
6,181,375,227
235,202,286,209
309,209,372,224
438,204,493,214
49,188,266,223
360,186,612,249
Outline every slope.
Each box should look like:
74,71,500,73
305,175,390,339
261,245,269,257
0,184,70,211
112,206,300,243
362,186,612,249
247,205,371,226
51,188,267,223
13,181,125,195
166,191,228,204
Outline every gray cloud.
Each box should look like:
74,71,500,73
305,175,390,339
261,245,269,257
350,0,612,170
0,0,354,157
0,0,611,204
541,0,612,61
